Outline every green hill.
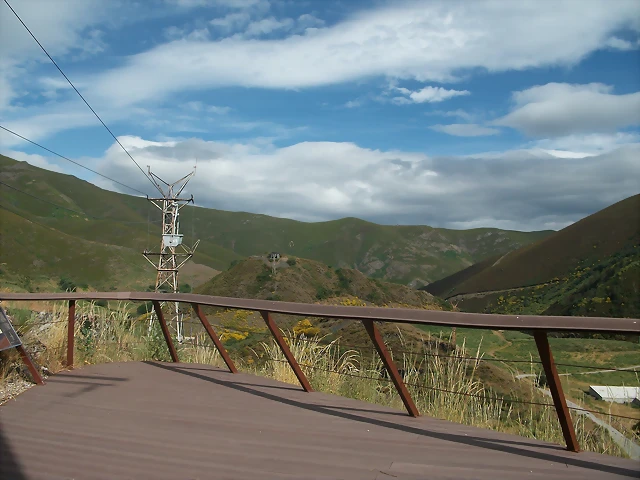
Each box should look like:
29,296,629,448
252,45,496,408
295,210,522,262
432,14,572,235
194,255,454,358
421,194,640,318
0,153,550,291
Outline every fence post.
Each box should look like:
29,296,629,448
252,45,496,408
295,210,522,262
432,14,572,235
17,345,44,385
362,319,419,417
67,300,75,368
191,303,237,373
534,331,579,452
260,311,313,392
152,301,179,363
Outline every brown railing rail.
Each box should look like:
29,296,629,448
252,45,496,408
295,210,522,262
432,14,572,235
2,291,639,454
2,291,638,333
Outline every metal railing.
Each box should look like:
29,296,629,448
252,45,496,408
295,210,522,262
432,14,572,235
1,291,639,454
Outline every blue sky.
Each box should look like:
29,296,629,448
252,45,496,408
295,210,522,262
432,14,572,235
1,0,639,230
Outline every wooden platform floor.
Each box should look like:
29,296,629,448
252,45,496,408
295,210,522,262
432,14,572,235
1,362,638,480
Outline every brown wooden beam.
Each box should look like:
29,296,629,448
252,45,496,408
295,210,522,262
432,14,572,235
534,331,579,452
152,301,179,363
16,345,44,385
362,319,419,417
67,300,75,368
260,310,312,392
191,303,237,373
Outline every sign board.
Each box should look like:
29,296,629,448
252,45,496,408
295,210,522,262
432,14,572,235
0,306,22,352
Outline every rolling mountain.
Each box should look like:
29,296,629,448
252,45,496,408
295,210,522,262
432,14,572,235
1,153,550,291
421,194,640,318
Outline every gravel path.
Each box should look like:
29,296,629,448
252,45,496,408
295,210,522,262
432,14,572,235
0,377,35,406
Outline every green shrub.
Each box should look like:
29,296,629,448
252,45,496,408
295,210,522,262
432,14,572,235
137,302,153,315
58,277,76,292
286,257,297,266
316,286,331,300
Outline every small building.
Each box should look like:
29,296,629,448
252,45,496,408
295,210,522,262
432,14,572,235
268,252,281,262
588,386,640,404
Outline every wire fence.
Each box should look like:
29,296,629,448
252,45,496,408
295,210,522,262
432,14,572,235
6,327,639,423
10,316,640,374
6,308,640,423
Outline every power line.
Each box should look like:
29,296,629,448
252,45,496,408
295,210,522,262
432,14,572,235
0,180,160,225
0,125,147,196
0,202,151,275
0,180,88,217
3,0,156,190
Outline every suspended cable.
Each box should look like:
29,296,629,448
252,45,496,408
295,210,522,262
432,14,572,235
0,125,147,196
0,180,160,225
0,180,88,217
0,202,151,275
3,0,156,190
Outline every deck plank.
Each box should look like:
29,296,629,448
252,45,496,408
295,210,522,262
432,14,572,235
1,362,637,480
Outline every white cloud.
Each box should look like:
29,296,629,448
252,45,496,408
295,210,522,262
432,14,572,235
244,17,295,37
494,83,640,137
430,124,500,137
427,109,476,122
2,149,64,173
86,135,640,231
0,0,112,110
532,132,640,156
166,0,265,8
210,12,251,32
344,100,362,108
605,36,640,50
410,86,470,104
83,0,640,108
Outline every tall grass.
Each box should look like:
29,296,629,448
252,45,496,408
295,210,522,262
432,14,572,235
1,301,631,458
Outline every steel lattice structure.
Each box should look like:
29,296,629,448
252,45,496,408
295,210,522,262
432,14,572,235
143,167,199,342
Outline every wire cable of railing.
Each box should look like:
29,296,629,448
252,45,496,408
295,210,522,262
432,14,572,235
265,358,640,421
171,318,640,372
10,312,639,375
9,329,639,422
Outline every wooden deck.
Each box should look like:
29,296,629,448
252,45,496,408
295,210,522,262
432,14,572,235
1,362,637,480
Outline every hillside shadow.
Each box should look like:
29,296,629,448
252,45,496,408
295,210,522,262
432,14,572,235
145,361,638,479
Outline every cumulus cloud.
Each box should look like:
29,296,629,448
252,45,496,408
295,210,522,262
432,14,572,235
493,83,640,137
82,135,640,231
411,86,470,103
84,0,640,108
605,36,640,50
532,132,640,156
2,149,64,173
430,123,500,137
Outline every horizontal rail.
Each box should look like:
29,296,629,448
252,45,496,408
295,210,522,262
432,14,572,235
1,292,638,334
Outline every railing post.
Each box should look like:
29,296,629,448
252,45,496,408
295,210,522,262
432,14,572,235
191,303,237,373
534,331,579,452
260,310,313,392
67,300,75,368
16,345,44,385
152,301,179,363
362,319,420,418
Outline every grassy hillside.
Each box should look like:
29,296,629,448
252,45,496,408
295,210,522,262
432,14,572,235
0,154,550,291
420,254,500,298
194,255,451,348
421,194,640,319
455,245,640,320
429,194,640,298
